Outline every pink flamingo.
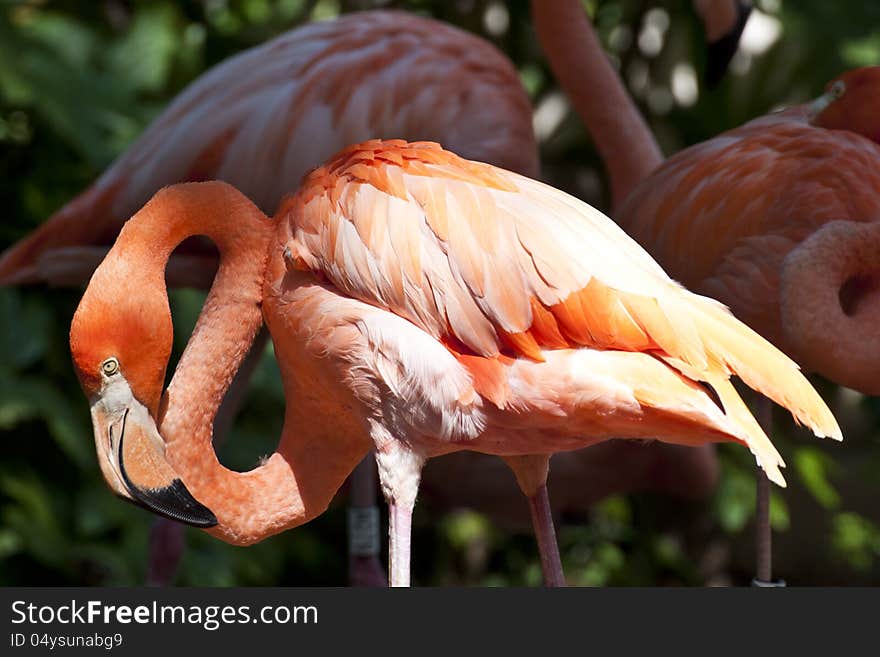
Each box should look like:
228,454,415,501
615,66,880,581
69,139,840,586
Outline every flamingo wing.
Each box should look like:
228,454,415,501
285,140,696,360
281,140,840,475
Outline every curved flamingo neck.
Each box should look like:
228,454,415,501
779,220,880,395
107,183,268,426
110,182,294,544
153,185,272,437
531,0,662,209
130,182,369,545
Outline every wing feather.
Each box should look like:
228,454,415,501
280,141,841,449
282,141,748,365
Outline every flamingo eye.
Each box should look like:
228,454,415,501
101,357,119,376
831,80,846,99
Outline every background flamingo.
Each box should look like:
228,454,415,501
0,0,748,285
0,10,536,286
619,67,880,395
69,140,840,587
613,66,880,581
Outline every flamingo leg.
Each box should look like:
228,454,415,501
372,440,424,588
755,468,772,581
527,483,567,587
503,454,567,586
753,395,785,587
348,454,387,587
388,500,414,587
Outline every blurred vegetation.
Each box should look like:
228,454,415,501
1,0,879,586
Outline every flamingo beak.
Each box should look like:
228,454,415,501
807,80,846,123
90,381,217,528
704,0,751,89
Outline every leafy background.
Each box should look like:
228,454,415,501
1,0,879,586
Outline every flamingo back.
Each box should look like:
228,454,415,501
617,106,880,356
0,10,536,284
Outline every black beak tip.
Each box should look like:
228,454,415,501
126,478,218,528
704,1,752,89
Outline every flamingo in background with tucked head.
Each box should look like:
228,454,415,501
69,139,840,586
615,66,880,581
620,66,880,393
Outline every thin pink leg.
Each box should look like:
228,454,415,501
527,484,567,587
348,454,387,587
388,501,413,587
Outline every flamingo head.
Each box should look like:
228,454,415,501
69,243,217,528
809,67,880,144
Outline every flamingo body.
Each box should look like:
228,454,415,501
70,141,840,584
0,10,535,285
265,140,840,507
618,68,880,393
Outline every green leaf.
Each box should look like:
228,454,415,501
794,448,841,510
831,512,880,572
0,375,92,468
518,64,545,97
0,528,23,559
770,491,790,532
0,472,70,570
311,0,340,22
17,10,97,70
653,533,683,567
106,4,182,95
714,462,755,533
277,0,308,21
242,0,272,24
441,509,492,549
0,289,51,370
841,32,880,67
577,541,625,587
